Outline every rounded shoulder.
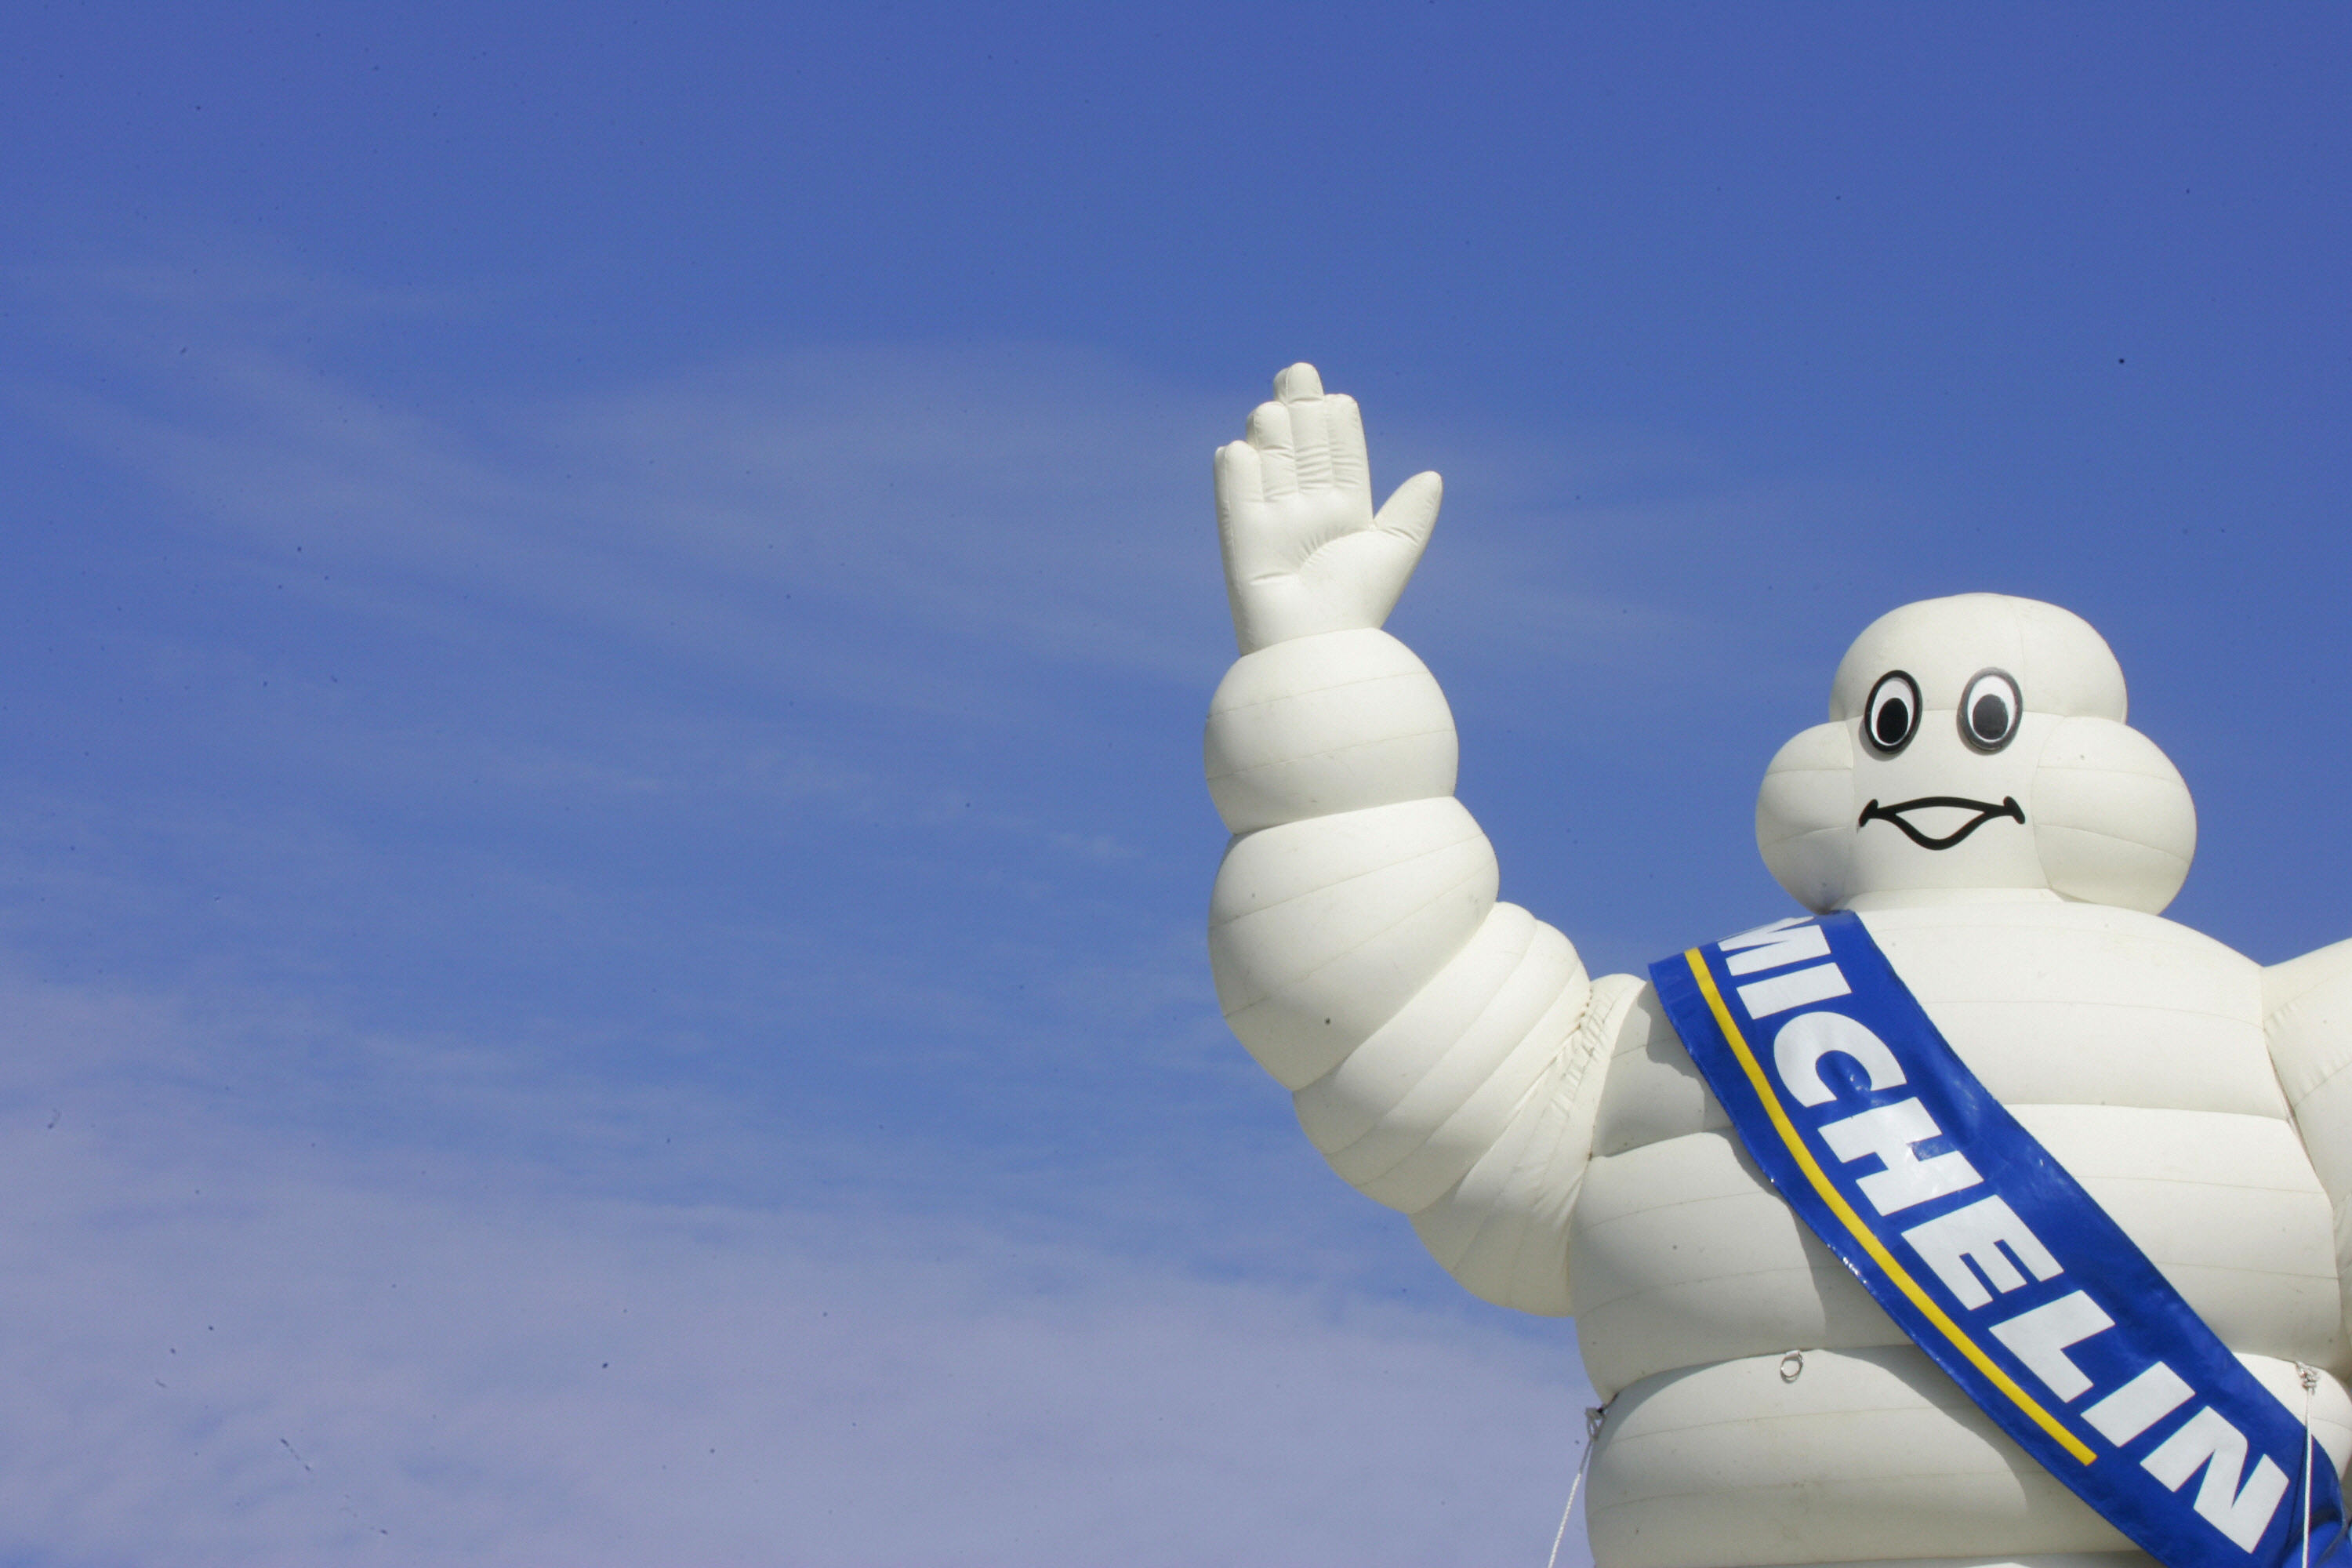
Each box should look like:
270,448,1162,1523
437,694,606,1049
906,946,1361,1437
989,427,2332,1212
1857,898,2274,1116
1855,896,2252,970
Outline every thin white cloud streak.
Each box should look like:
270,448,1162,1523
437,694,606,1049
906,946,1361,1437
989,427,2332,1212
0,248,1860,1565
0,964,1595,1568
11,248,1776,718
28,327,1240,711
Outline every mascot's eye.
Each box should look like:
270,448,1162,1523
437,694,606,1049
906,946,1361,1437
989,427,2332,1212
1863,671,1921,756
1958,669,2022,753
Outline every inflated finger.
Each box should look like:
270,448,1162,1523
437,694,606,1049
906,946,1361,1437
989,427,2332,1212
1247,400,1299,497
1246,397,1293,449
1214,440,1265,510
1274,362,1324,401
1325,393,1371,493
1373,470,1444,546
1288,392,1337,492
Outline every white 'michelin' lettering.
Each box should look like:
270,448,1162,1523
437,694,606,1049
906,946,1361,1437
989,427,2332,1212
1717,916,1808,949
1988,1290,2115,1401
1711,928,2288,1555
1722,921,1831,974
1818,1098,1984,1214
2143,1407,2291,1551
1739,963,1853,1018
1900,1195,2063,1309
2083,1361,2197,1445
1773,1011,1907,1108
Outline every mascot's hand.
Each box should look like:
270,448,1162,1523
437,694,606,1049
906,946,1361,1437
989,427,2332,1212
1214,363,1443,653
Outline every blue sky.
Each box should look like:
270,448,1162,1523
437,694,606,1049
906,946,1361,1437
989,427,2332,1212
2,5,2349,1563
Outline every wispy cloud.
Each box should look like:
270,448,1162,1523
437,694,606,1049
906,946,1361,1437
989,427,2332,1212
0,244,1864,1564
19,260,1239,711
13,242,1785,713
0,960,1594,1567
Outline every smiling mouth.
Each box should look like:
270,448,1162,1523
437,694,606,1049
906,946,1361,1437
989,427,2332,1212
1857,795,2027,850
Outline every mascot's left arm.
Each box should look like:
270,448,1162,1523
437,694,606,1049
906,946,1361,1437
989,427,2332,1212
2265,940,2352,1355
1204,363,1637,1312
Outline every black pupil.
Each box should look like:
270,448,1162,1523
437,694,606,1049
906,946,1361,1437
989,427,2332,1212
1972,693,2009,739
1874,698,1910,746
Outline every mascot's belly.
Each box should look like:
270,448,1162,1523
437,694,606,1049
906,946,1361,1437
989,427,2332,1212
1588,1346,2351,1568
1572,902,2348,1568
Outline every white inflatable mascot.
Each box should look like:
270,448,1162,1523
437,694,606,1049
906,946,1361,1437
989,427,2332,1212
1205,364,2352,1568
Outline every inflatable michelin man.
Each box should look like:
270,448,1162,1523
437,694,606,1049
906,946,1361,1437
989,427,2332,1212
1205,364,2352,1568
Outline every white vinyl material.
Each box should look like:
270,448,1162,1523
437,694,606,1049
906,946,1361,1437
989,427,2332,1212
1207,629,1459,833
1204,366,2352,1568
1586,1348,2352,1568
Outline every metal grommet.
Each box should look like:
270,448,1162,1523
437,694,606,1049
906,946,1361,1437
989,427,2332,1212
1780,1351,1805,1383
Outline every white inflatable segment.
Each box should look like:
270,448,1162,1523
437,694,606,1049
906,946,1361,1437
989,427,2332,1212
1342,953,1588,1213
2263,938,2352,1358
1590,1345,2140,1568
1829,594,2129,726
1204,368,2352,1568
2010,1103,2339,1361
1573,1127,1889,1393
1405,973,1641,1316
1206,629,1458,833
1757,720,1860,914
1864,902,2276,1119
1588,1346,2352,1568
1209,797,1497,1088
1294,902,1588,1205
2030,717,2196,911
1402,973,1646,1316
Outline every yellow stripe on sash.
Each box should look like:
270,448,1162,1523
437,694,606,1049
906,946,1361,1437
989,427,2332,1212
1682,949,2096,1465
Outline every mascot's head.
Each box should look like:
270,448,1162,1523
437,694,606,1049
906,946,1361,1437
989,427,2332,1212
1756,593,2196,913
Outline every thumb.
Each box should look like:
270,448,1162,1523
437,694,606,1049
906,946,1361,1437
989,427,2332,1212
1373,470,1443,549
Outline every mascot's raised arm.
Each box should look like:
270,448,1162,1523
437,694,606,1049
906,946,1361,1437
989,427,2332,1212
1204,363,2352,1568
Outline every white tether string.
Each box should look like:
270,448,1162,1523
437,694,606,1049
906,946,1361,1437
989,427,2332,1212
1544,1406,1607,1568
2303,1363,2320,1568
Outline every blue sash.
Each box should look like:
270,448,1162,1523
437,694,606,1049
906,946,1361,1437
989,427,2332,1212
1648,911,2347,1568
